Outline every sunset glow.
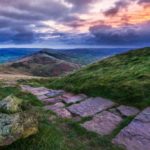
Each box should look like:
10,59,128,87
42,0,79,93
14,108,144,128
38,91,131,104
0,0,149,47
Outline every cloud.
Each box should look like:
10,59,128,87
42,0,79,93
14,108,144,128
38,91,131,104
104,0,130,16
0,0,149,47
89,21,150,46
66,0,99,12
138,0,150,3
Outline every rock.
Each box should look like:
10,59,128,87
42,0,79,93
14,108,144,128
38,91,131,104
37,95,49,101
109,108,121,117
62,93,87,104
117,105,140,117
112,107,150,150
45,103,72,118
67,97,115,117
21,85,50,96
45,102,65,110
42,96,62,104
52,108,72,119
0,95,22,113
0,112,38,146
45,90,64,97
81,111,122,135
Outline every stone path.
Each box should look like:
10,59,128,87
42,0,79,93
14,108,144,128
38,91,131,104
21,85,150,150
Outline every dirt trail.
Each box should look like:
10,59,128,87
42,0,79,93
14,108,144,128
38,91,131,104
0,74,42,81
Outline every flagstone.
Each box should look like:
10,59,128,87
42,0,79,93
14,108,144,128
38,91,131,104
62,93,87,104
81,111,122,135
113,107,150,150
117,105,140,117
45,102,72,119
67,97,115,117
45,90,64,97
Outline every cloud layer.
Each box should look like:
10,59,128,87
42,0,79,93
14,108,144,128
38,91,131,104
0,0,149,47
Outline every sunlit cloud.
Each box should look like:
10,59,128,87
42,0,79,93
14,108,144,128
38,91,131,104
0,0,149,47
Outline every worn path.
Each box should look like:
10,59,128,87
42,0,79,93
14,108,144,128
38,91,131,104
21,85,150,150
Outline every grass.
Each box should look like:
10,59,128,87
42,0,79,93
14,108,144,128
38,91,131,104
20,47,150,109
4,117,122,150
0,85,122,150
0,86,43,107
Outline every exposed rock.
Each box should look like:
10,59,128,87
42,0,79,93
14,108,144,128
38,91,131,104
0,112,38,146
112,107,150,150
117,105,140,117
45,102,72,118
42,96,62,104
45,102,65,110
37,95,49,101
0,95,22,113
45,90,64,97
62,93,87,104
21,85,50,96
109,108,121,117
67,97,115,117
81,111,122,135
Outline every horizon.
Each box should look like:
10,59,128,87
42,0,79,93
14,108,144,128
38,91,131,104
0,0,149,48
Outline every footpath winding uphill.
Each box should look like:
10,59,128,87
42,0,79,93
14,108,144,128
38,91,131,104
21,85,150,150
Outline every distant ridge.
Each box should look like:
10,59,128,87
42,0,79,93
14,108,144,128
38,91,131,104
0,51,80,77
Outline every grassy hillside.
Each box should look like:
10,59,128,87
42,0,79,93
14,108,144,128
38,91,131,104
28,47,150,108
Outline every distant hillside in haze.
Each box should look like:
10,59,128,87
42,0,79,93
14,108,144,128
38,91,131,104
41,48,130,65
0,47,130,77
0,52,80,77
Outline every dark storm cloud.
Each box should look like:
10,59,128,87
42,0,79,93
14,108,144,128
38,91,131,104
0,0,72,44
138,0,150,3
104,1,130,16
89,21,150,46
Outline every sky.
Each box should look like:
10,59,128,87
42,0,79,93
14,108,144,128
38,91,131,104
0,0,150,48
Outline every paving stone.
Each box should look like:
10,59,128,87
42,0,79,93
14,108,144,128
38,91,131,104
37,95,49,101
67,97,115,117
112,107,150,150
117,105,140,117
31,89,50,96
45,103,72,119
53,108,72,118
45,90,64,97
45,102,65,110
42,96,62,104
109,108,121,117
81,111,122,135
62,93,87,104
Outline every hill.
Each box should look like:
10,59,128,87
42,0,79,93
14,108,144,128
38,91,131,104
0,52,80,77
37,47,150,108
41,48,129,65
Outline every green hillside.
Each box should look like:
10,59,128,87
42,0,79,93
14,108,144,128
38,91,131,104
36,47,150,108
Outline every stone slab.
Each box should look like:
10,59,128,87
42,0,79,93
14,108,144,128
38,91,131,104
42,96,62,104
45,90,64,97
45,102,65,110
37,95,49,101
62,93,87,104
113,107,150,150
81,111,122,135
117,105,140,117
67,97,115,117
44,102,72,118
